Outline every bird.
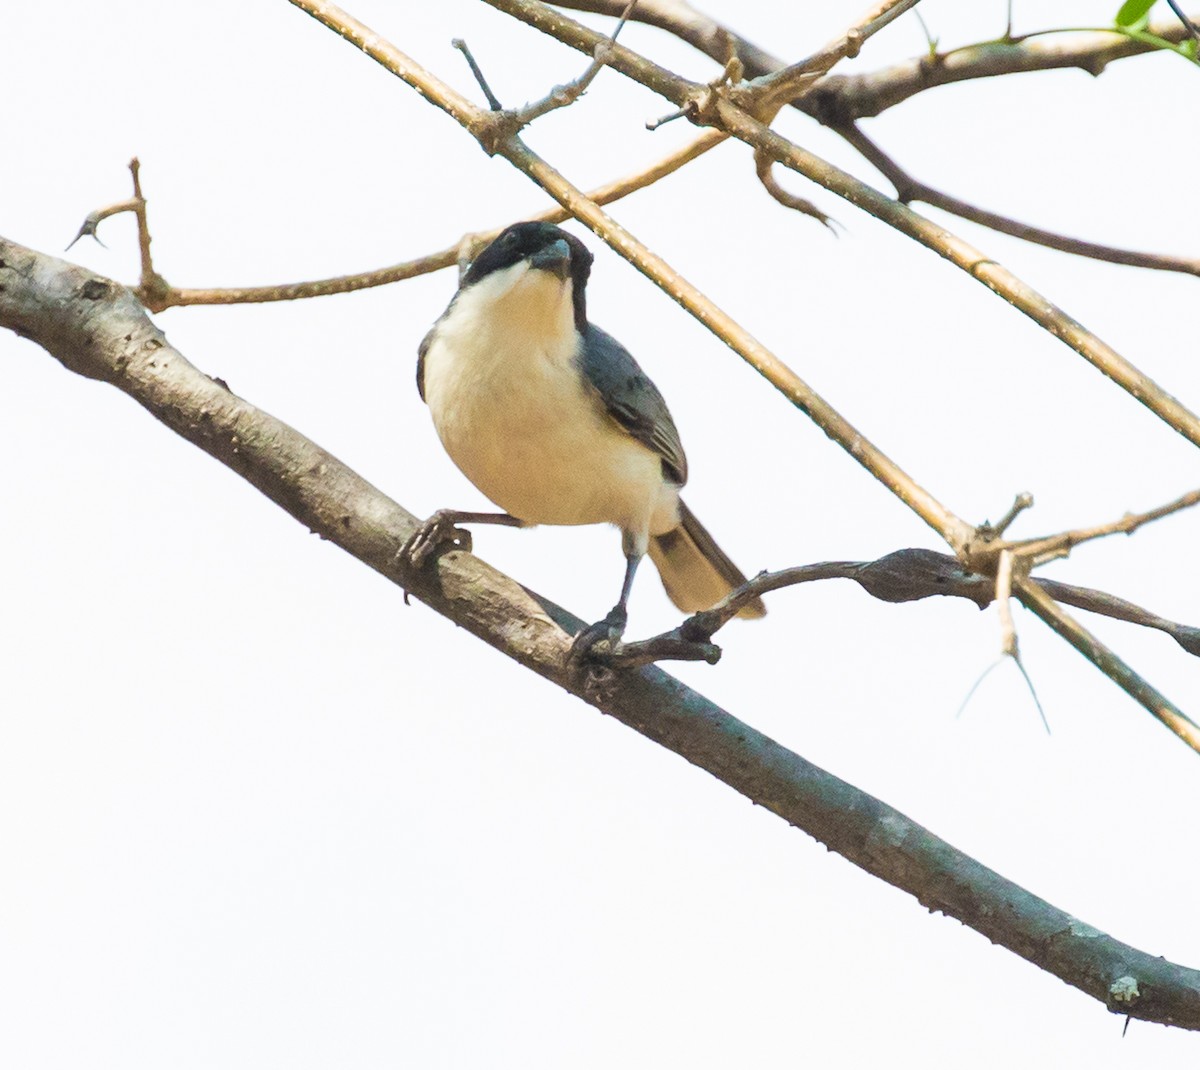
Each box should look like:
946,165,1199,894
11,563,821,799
406,220,765,655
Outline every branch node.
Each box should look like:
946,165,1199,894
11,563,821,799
978,491,1035,542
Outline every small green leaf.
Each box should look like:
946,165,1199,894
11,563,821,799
1115,0,1157,28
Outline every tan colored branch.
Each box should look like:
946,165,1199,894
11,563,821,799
1007,487,1200,567
78,135,728,312
801,19,1200,124
5,234,1200,1028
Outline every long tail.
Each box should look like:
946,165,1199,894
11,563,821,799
647,500,766,619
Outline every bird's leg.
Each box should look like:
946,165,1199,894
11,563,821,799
571,552,641,662
401,509,524,568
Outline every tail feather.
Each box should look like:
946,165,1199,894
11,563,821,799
647,500,766,619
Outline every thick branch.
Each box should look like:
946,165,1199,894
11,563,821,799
4,235,1200,1028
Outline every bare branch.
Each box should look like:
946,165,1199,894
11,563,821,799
1008,487,1200,567
6,235,1200,1028
837,123,1200,277
741,0,925,114
802,18,1200,124
753,148,834,229
977,491,1035,541
73,131,727,311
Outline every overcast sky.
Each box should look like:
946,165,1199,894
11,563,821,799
3,1,1200,1066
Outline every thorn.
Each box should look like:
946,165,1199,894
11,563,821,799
66,217,106,251
1013,652,1051,735
955,658,1005,719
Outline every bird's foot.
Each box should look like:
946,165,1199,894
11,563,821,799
400,509,474,569
569,604,628,666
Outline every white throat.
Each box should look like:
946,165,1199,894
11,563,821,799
438,261,577,368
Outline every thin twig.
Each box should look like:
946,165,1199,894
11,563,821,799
1005,487,1200,567
740,0,924,114
453,39,504,109
73,130,728,311
1166,0,1200,44
837,123,1200,277
977,491,1035,542
993,552,1050,734
753,148,835,229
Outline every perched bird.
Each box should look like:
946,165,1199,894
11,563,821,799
407,220,765,653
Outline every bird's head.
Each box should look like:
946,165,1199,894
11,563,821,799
460,222,594,333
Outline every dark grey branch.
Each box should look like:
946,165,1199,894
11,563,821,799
671,548,1200,658
4,236,1200,1029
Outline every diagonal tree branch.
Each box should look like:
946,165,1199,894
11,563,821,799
4,234,1200,1029
834,122,1200,277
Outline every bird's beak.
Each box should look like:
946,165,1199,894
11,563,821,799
529,238,572,280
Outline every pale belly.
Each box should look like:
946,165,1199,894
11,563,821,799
422,336,677,536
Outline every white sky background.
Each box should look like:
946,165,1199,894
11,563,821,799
3,0,1199,1065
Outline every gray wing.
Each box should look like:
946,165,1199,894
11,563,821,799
578,324,687,486
416,326,434,402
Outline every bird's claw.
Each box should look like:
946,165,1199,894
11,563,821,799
569,605,628,667
401,510,474,568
